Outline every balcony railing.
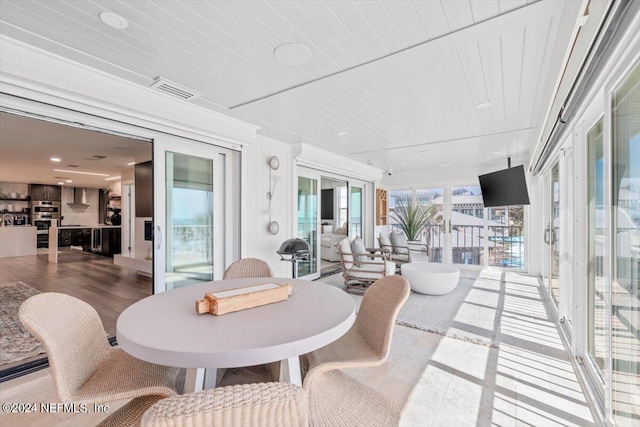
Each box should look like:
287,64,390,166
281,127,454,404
390,223,525,268
171,224,213,267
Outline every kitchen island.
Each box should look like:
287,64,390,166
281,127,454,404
0,226,37,258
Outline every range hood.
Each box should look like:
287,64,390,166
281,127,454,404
70,188,89,205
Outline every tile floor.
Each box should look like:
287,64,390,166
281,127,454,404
0,269,597,426
334,270,597,426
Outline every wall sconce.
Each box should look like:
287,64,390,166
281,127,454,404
267,156,280,235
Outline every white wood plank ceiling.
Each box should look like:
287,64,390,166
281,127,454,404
0,0,583,174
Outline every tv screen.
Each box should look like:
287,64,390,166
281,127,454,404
478,165,530,207
321,189,334,219
144,221,153,241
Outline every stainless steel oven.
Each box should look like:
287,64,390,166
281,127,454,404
32,201,61,216
33,206,61,248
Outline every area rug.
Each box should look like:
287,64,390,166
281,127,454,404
0,281,45,365
319,271,507,348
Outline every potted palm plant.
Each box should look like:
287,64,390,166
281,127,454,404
390,198,440,241
390,198,441,258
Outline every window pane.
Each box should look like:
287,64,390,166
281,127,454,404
350,187,362,237
388,189,412,234
166,152,214,288
551,163,561,305
587,118,607,379
415,188,444,263
451,186,484,265
611,61,640,425
297,177,318,277
487,206,525,269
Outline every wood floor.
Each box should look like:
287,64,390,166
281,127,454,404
0,249,152,338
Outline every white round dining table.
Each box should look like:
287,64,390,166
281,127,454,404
117,277,355,390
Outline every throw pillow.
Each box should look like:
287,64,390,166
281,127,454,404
334,223,347,235
379,232,392,249
351,237,367,265
337,238,354,269
390,231,409,254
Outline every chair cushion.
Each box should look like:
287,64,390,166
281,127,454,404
351,237,367,265
338,238,354,269
390,232,409,254
334,225,347,235
348,261,396,279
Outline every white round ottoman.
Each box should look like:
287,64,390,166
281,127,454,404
400,263,460,295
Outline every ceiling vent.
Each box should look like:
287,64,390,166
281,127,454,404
150,77,201,101
85,155,107,161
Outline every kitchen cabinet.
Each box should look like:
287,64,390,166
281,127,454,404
101,228,121,256
82,228,91,252
71,229,84,246
30,184,61,201
58,229,72,247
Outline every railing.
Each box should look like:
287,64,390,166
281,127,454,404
390,223,525,268
171,224,213,267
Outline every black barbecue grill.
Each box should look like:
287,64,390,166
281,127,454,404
277,238,311,278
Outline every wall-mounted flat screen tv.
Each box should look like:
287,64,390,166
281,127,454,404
321,189,334,219
478,165,530,207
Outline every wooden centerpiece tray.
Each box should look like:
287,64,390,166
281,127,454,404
195,283,293,316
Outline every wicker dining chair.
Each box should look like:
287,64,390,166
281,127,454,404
141,382,309,427
223,258,274,279
96,395,165,427
306,370,399,427
302,275,410,386
19,293,184,406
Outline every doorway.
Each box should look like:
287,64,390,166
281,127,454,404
387,185,526,270
320,177,348,276
296,167,373,280
0,111,153,373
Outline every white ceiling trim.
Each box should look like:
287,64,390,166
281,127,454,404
0,35,259,148
293,143,383,182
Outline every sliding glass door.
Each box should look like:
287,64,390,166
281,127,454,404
587,117,607,391
349,185,362,237
297,173,319,279
387,185,525,269
154,138,235,293
610,61,639,426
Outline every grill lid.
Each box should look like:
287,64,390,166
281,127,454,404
277,238,310,255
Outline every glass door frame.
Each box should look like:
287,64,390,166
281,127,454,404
386,183,528,271
296,167,375,280
153,136,238,294
297,168,321,280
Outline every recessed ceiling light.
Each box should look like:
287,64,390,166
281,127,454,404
54,169,109,177
476,102,492,109
274,43,312,66
58,182,64,185
66,180,72,183
336,131,348,136
99,11,128,30
51,157,61,162
127,161,136,166
105,176,121,181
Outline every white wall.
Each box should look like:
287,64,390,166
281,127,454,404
241,135,294,277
